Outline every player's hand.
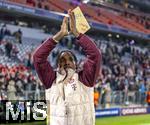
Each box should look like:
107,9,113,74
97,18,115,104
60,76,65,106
60,16,69,37
68,9,80,37
53,17,69,42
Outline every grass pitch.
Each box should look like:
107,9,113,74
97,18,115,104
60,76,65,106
95,114,150,125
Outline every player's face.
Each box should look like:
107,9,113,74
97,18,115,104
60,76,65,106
58,52,76,70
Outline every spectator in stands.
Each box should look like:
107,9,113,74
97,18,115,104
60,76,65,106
15,29,22,44
5,41,13,58
15,80,24,98
23,52,34,69
147,87,150,106
0,24,11,40
0,73,5,89
44,5,49,10
4,26,11,36
145,20,150,29
0,27,4,41
26,0,36,7
7,79,17,100
11,44,19,59
139,79,147,105
18,28,22,43
37,1,42,8
14,28,22,44
33,10,101,125
105,81,111,108
94,88,100,109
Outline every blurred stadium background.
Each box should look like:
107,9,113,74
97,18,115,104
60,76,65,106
0,0,149,125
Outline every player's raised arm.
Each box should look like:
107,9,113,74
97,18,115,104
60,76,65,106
33,17,69,89
68,10,102,87
77,34,101,87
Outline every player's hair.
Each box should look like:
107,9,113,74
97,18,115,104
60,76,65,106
56,50,77,66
